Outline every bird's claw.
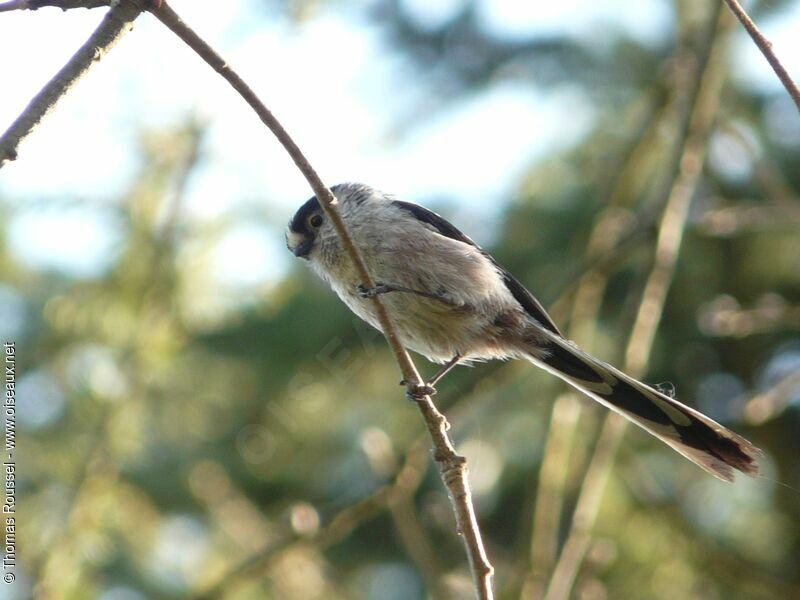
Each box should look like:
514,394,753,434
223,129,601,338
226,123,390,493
404,382,437,401
357,283,386,299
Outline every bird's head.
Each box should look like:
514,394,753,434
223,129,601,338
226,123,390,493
286,183,378,260
286,195,325,260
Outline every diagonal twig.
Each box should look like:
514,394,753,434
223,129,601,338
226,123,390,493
0,0,27,11
0,0,110,10
722,0,800,112
0,0,143,165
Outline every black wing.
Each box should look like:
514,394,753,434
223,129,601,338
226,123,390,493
393,200,562,336
393,200,477,245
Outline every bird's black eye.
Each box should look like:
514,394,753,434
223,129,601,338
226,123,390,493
308,213,323,228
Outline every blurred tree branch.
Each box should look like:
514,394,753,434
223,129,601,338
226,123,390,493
522,87,670,599
524,6,730,598
744,371,800,425
696,203,800,236
196,434,433,598
31,124,201,598
544,6,734,600
699,293,800,336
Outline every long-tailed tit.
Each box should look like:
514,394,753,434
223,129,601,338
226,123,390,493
286,183,760,482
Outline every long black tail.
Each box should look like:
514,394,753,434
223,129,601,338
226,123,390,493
527,331,760,482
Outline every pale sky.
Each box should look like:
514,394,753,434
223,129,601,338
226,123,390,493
1,0,798,297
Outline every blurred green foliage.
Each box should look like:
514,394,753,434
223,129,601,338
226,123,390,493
5,1,800,599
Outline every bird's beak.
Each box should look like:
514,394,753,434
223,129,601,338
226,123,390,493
286,230,313,259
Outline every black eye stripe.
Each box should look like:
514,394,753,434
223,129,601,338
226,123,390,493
289,197,320,234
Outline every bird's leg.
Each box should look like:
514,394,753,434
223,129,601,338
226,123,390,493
357,282,454,305
402,354,462,400
427,354,463,388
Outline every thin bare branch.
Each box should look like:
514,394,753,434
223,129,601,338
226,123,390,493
0,0,111,10
0,0,142,165
149,2,494,596
722,0,800,112
544,6,733,600
0,0,28,11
